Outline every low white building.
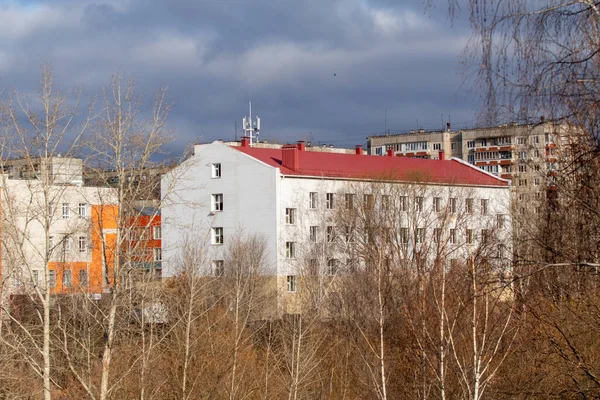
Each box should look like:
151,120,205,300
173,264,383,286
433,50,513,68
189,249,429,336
162,139,511,313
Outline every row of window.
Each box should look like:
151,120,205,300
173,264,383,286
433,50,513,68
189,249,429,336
128,226,162,240
33,269,88,289
49,235,89,253
304,193,490,215
49,202,88,219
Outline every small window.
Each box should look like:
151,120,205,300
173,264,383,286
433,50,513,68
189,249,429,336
49,236,54,250
309,192,318,209
449,229,456,244
212,260,224,276
448,198,457,214
344,226,354,242
381,195,390,210
399,196,408,212
309,226,318,243
153,248,162,261
415,196,424,212
481,199,489,215
326,226,335,243
400,227,409,244
285,208,296,225
416,228,425,244
451,143,457,150
519,179,528,186
497,214,505,229
326,193,334,209
433,228,441,243
497,244,505,259
62,203,70,219
78,236,87,253
534,178,540,186
520,207,526,215
517,137,526,145
212,163,222,178
286,275,297,292
534,136,539,144
78,203,87,217
79,270,88,287
518,165,527,173
285,242,295,258
212,194,224,212
364,194,374,209
467,141,476,148
345,193,354,209
326,259,339,275
466,229,474,244
466,198,474,214
63,270,72,288
64,237,71,253
32,270,39,285
433,143,442,150
212,227,224,245
49,270,56,288
153,226,161,239
481,229,490,244
433,197,442,213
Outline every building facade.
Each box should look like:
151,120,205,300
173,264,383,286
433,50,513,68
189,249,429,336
162,139,511,314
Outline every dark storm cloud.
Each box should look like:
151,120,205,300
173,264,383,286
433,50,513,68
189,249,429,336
0,0,476,155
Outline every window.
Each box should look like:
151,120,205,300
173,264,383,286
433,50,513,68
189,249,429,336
212,194,224,212
497,214,505,229
518,165,527,173
497,244,505,259
400,227,409,244
212,163,222,178
520,207,526,215
49,236,54,249
286,275,297,292
518,179,528,186
364,194,374,209
481,199,489,215
49,270,56,288
64,237,71,253
153,248,162,261
153,226,161,239
416,228,425,244
326,226,335,242
433,228,441,243
534,136,539,144
534,164,541,172
285,208,296,224
212,227,224,245
518,193,528,201
517,137,526,145
382,195,390,210
309,192,318,209
481,229,490,245
78,236,87,253
467,141,476,148
326,259,339,275
451,143,457,150
449,229,456,244
345,193,354,209
399,196,408,212
63,270,72,288
79,269,87,286
213,260,224,276
32,270,39,285
62,203,70,219
285,242,295,258
535,206,541,214
534,149,540,158
344,226,354,242
466,198,474,214
535,192,542,200
309,226,318,243
518,151,527,160
78,203,87,217
534,178,540,186
468,154,475,164
326,193,334,209
449,198,457,213
480,139,487,146
433,143,442,150
415,196,424,212
433,197,442,212
466,229,474,244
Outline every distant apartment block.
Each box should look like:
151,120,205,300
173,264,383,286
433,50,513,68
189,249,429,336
367,122,564,215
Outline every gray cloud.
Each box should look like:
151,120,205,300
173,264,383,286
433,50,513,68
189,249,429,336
0,0,476,156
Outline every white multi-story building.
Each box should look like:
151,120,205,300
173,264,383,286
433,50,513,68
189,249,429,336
162,138,511,313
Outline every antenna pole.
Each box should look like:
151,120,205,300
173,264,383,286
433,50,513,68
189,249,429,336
242,101,260,146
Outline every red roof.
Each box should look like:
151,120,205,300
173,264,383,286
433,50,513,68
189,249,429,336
233,145,508,187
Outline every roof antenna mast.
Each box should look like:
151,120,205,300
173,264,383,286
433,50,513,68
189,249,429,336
242,101,260,146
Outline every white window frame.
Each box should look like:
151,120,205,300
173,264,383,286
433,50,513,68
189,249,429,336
78,203,87,217
64,237,71,253
285,208,296,225
326,259,339,276
213,260,224,276
49,270,56,288
63,270,72,288
345,193,354,209
212,163,222,178
309,192,318,209
326,226,335,243
399,196,408,212
212,193,224,212
78,236,87,253
481,199,489,215
326,193,334,209
449,197,457,214
433,197,442,213
466,229,474,244
466,198,474,214
153,225,162,239
415,196,424,212
449,229,456,244
286,275,297,292
285,242,295,259
309,226,318,243
153,248,162,261
62,203,70,219
212,227,224,245
416,228,425,244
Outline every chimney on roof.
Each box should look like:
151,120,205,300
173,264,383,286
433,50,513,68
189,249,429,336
446,122,451,131
439,150,445,160
282,144,299,171
387,149,394,157
297,141,306,151
241,136,250,148
540,115,545,123
355,145,362,155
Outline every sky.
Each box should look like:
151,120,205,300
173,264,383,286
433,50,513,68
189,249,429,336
0,0,477,156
